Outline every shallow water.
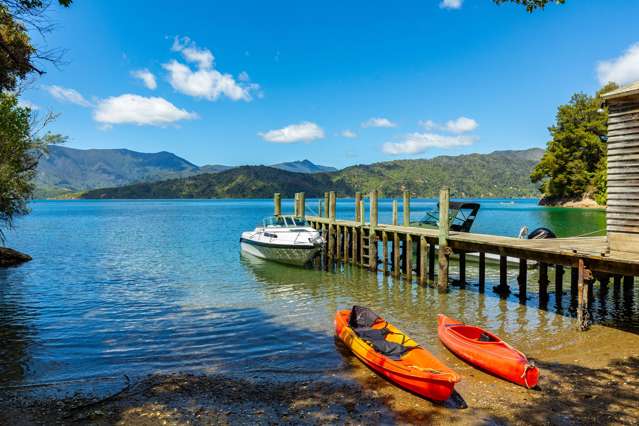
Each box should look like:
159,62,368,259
0,198,635,396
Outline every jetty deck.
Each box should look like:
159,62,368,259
281,190,638,331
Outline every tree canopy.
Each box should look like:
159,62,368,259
531,83,618,205
493,0,566,12
0,0,69,243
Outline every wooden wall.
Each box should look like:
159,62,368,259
607,95,639,253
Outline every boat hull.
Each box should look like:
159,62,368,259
335,310,460,401
437,314,539,388
240,239,321,266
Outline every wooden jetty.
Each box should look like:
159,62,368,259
273,80,639,331
277,188,639,331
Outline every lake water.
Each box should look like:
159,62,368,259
1,198,635,397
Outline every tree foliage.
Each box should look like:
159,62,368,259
531,83,618,205
493,0,565,12
0,0,69,242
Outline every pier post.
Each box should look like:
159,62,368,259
419,236,427,284
355,192,362,222
494,255,510,296
539,262,549,306
555,265,564,305
274,193,281,216
438,188,450,290
478,252,486,292
458,252,466,287
428,243,435,281
518,258,527,302
336,225,342,263
577,258,591,331
392,200,398,226
360,200,365,225
329,191,336,221
406,236,413,281
403,191,411,226
351,226,358,264
328,191,336,260
299,192,305,219
324,192,329,218
369,190,378,271
393,232,400,277
294,193,299,216
382,231,388,274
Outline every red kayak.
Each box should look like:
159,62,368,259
437,314,539,388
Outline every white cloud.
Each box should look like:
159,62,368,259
362,117,397,128
440,0,462,9
131,69,157,90
93,94,197,127
18,99,39,110
597,42,639,86
45,85,92,107
419,116,478,133
164,36,258,102
259,122,325,143
341,129,357,138
382,132,477,155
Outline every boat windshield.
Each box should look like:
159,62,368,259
414,202,480,233
263,216,308,228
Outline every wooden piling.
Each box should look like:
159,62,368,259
478,252,486,292
419,236,427,284
393,232,400,278
336,225,342,263
299,192,305,219
329,191,336,222
459,252,466,287
495,255,510,296
406,235,413,281
294,193,299,216
539,262,549,304
351,227,358,264
369,191,378,271
428,243,435,281
323,192,329,217
555,265,564,303
577,258,591,330
274,193,281,216
438,188,450,290
382,231,388,274
392,200,398,226
355,192,362,222
518,258,527,302
403,191,411,226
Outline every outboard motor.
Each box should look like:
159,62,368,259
528,227,556,240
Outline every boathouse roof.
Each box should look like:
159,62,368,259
601,81,639,100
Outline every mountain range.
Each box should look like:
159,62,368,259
77,148,545,199
35,146,335,197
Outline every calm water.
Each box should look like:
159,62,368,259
1,198,635,393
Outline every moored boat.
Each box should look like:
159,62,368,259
335,306,461,401
240,215,324,266
437,314,539,388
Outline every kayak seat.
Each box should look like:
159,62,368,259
353,327,419,360
348,306,419,360
478,333,493,342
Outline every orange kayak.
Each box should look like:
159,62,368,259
335,307,461,401
437,314,539,388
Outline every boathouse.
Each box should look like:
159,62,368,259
602,81,639,255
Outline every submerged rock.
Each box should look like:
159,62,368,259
0,247,32,267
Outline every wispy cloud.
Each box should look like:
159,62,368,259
420,116,478,133
45,85,92,107
597,42,639,85
440,0,463,9
93,94,197,127
131,69,157,90
18,99,39,110
383,133,477,155
164,36,259,102
362,117,397,128
340,129,357,138
259,122,325,143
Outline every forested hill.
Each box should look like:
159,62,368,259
81,148,544,199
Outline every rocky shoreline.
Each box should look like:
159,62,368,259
538,196,604,209
0,247,32,267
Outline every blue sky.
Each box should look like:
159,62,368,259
21,0,639,168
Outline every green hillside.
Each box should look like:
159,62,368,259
81,148,544,199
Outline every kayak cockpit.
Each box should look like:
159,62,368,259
447,324,501,343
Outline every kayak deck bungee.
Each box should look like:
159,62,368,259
335,307,461,402
437,314,539,388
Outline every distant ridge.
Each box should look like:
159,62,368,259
35,146,334,197
80,148,545,199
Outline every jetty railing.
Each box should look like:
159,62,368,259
274,190,638,331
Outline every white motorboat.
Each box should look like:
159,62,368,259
240,215,324,266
